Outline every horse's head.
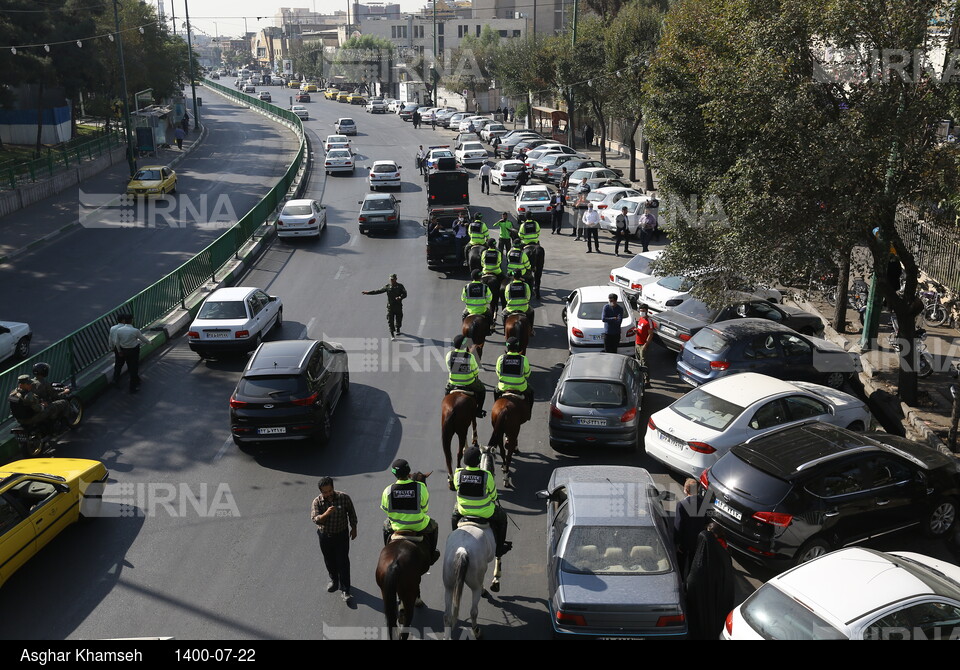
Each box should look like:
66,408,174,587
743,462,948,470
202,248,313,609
411,471,432,483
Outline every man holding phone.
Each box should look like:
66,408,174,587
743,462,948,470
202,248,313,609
311,477,358,603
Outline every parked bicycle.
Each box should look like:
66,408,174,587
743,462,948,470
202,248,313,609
887,314,934,378
920,289,948,328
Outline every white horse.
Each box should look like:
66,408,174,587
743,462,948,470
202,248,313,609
442,445,503,639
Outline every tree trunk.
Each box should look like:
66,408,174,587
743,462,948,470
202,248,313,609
34,81,45,158
889,249,923,405
590,98,606,164
832,252,851,333
627,115,641,183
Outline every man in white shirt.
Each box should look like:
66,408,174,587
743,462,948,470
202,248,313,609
479,161,492,195
108,313,150,393
582,203,601,253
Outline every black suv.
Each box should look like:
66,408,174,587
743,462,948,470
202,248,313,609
703,422,960,569
229,339,349,448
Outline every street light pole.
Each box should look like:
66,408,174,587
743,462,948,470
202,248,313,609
184,0,200,130
432,0,438,107
112,0,136,176
568,0,578,149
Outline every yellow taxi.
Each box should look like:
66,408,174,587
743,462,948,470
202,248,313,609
288,80,301,89
126,165,177,197
348,93,367,105
337,92,350,103
304,83,318,93
0,458,109,588
324,88,339,100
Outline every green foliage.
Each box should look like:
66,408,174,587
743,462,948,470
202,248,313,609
441,25,501,95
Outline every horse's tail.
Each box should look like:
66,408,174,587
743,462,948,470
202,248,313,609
489,404,505,450
450,547,470,626
468,316,486,342
382,560,400,640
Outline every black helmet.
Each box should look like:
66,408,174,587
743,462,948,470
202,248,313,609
471,269,482,280
506,337,520,352
32,362,50,379
486,239,497,248
474,213,484,221
391,459,411,479
453,334,467,349
463,446,481,467
512,269,525,279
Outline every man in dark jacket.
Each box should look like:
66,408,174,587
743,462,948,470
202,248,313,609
685,522,735,640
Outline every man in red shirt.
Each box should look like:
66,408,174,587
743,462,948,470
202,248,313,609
634,303,652,385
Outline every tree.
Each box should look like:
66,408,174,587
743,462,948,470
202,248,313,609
440,26,501,104
644,0,960,403
331,35,394,92
567,16,616,162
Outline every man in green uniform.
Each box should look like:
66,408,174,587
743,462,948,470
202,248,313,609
451,445,512,558
362,273,407,340
494,212,515,254
380,458,439,565
445,334,486,417
518,218,541,246
461,269,493,322
503,270,536,336
495,337,534,418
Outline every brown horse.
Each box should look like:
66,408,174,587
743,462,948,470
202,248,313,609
489,393,529,489
503,311,531,355
376,471,433,641
441,391,479,490
461,313,490,361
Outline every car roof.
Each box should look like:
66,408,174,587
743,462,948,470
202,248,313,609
565,352,631,380
769,547,960,627
246,339,317,375
207,286,258,301
695,372,803,407
576,285,627,302
496,160,525,166
363,193,393,201
708,317,793,336
592,186,634,195
372,160,397,166
138,165,166,170
284,199,316,207
548,466,658,526
337,118,355,122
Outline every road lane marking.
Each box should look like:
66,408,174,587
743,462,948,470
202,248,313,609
304,317,316,338
334,265,346,280
347,234,358,247
214,437,232,462
417,315,426,338
378,416,396,455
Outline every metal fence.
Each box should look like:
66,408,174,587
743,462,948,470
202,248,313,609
1,131,125,190
0,82,305,422
895,206,960,293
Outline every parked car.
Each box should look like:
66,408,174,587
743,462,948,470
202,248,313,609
522,147,562,171
277,199,326,238
676,318,861,389
480,123,508,143
495,133,542,158
724,547,960,639
399,102,419,120
651,293,824,352
491,160,526,191
598,196,661,235
324,148,354,174
608,250,667,299
645,372,872,478
229,339,349,448
358,193,401,235
425,146,455,171
446,112,468,128
187,287,283,358
454,141,488,168
0,458,109,588
515,184,555,223
581,186,645,215
562,285,637,355
368,160,402,190
366,98,386,113
0,320,32,363
643,275,781,315
549,354,646,450
335,118,357,135
537,466,687,639
703,422,960,569
457,116,486,132
290,105,309,120
126,165,177,196
535,153,587,183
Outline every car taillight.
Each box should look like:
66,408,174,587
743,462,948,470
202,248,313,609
277,219,285,226
648,417,657,431
546,206,552,211
609,274,615,282
597,204,607,209
656,614,685,627
626,328,636,338
187,331,199,339
651,320,659,330
325,162,332,166
370,173,375,178
709,361,730,370
556,611,586,627
387,216,396,221
688,441,716,454
571,327,584,338
291,393,319,407
359,216,366,222
633,284,643,294
699,469,710,490
620,407,637,423
550,404,564,420
725,611,734,635
229,396,248,408
235,330,250,339
679,333,692,341
518,207,525,212
308,218,316,225
752,511,794,528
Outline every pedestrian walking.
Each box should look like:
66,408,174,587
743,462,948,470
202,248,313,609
584,124,594,147
550,191,565,234
509,107,515,122
513,166,529,196
181,113,190,134
311,476,358,603
558,167,571,194
431,113,436,131
582,203,601,252
674,478,709,580
416,145,426,176
613,206,632,256
601,293,625,354
479,161,491,194
108,313,149,393
638,209,657,253
412,110,420,129
685,522,735,640
362,274,408,340
174,126,185,150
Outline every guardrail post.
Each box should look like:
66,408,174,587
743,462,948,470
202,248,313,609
178,269,188,309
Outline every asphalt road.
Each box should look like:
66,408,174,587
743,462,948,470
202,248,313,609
2,98,956,641
0,90,299,349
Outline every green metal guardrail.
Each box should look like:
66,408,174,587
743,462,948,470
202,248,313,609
1,131,125,190
0,81,305,423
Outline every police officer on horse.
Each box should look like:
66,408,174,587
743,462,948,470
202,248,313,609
451,445,512,559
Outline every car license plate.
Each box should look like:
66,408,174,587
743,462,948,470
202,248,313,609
592,335,604,341
660,326,677,337
204,331,230,339
713,499,742,522
257,427,287,435
658,430,686,451
576,417,607,426
369,216,383,222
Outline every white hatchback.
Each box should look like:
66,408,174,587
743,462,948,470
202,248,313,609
334,117,357,135
368,160,402,190
644,372,873,479
188,287,283,358
492,160,526,190
277,199,326,238
0,320,32,363
290,106,309,120
599,196,661,235
562,285,637,355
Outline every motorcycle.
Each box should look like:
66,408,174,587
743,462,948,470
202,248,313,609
12,384,84,457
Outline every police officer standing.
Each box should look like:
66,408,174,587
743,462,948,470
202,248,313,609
363,273,408,340
381,459,440,565
494,212,515,254
451,445,512,559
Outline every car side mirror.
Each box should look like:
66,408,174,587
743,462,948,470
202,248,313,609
535,490,550,500
269,296,278,302
666,298,683,307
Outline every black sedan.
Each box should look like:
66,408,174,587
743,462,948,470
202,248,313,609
703,422,960,569
229,339,349,448
652,293,825,352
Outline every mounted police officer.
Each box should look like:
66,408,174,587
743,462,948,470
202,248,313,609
451,445,512,559
362,273,407,340
495,337,533,417
381,458,440,565
503,270,536,336
518,217,541,247
445,334,486,418
467,213,489,249
461,269,493,323
481,239,503,278
505,240,532,286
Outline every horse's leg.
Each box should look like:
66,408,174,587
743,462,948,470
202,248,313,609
490,556,502,593
470,417,478,448
470,582,484,640
442,422,455,491
503,433,516,489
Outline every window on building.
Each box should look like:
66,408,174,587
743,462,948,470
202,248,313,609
513,30,521,37
438,23,444,35
476,24,481,37
499,30,507,37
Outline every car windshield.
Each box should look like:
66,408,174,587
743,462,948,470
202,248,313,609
559,381,626,408
339,119,355,125
687,328,728,354
670,387,744,431
237,376,307,399
624,254,656,274
133,170,162,181
328,151,351,159
502,163,524,172
521,190,551,202
577,301,609,320
373,164,396,173
586,191,611,202
562,526,671,575
488,124,506,131
432,151,453,159
281,204,314,216
673,298,721,321
570,170,595,180
198,300,247,320
740,584,847,640
362,198,392,211
658,276,696,292
328,136,347,143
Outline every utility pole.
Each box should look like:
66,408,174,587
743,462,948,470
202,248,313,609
184,0,200,130
568,0,578,149
432,0,438,106
112,0,136,176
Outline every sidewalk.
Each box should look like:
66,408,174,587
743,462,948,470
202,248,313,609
0,125,206,264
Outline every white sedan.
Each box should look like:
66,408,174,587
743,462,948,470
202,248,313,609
187,287,283,358
324,149,354,174
0,320,32,363
455,141,489,167
608,250,666,298
277,199,326,238
599,196,661,235
643,275,782,313
492,160,526,190
561,285,637,355
290,105,309,120
583,186,644,215
324,135,350,152
644,372,872,479
368,160,402,190
515,185,554,223
480,123,509,143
